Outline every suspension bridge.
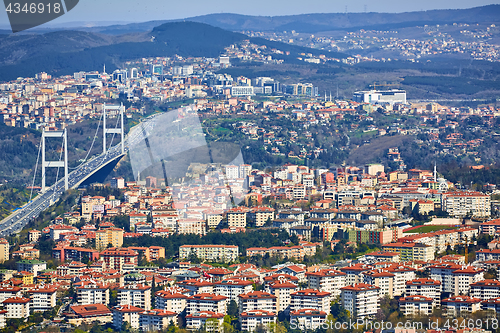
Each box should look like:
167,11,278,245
0,104,148,237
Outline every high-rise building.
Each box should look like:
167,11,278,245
129,68,138,79
96,228,124,251
224,165,239,180
149,64,163,76
111,177,125,189
340,284,379,318
0,239,9,263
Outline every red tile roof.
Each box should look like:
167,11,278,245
3,297,30,304
71,304,111,317
340,283,380,292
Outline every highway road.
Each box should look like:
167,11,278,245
0,110,162,237
0,146,125,237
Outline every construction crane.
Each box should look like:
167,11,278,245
463,235,476,264
464,236,469,264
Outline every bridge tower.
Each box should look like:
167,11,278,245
41,128,68,193
103,103,125,154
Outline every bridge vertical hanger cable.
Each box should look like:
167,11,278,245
51,138,65,203
29,138,43,202
69,112,104,170
108,114,121,152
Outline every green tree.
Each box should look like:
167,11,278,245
485,268,498,280
227,300,238,317
109,289,118,307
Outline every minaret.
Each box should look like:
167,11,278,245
434,162,437,182
103,64,106,74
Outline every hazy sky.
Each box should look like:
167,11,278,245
1,0,500,28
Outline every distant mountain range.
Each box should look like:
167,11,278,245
0,22,347,82
2,4,499,35
168,5,500,33
1,5,499,82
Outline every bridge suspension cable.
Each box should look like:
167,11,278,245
29,137,42,202
69,112,104,170
51,138,65,203
107,113,121,152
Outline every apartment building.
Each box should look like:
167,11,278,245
100,248,138,272
476,249,500,261
363,269,395,297
118,284,151,310
52,246,100,262
340,284,380,318
399,228,478,254
112,305,142,330
442,296,482,316
382,242,435,261
429,263,484,295
290,289,331,314
248,207,275,227
179,245,239,262
238,291,277,314
265,280,299,313
0,286,22,303
149,246,166,261
3,297,30,319
406,278,442,306
306,269,347,297
275,265,306,283
185,311,224,332
186,293,227,315
205,210,224,229
214,279,253,301
77,281,110,306
339,263,374,286
95,228,124,251
240,310,277,332
263,274,299,288
129,213,148,231
481,298,500,313
226,207,249,228
480,219,500,236
176,279,214,296
176,219,206,235
290,309,327,330
454,266,485,295
441,191,490,217
29,230,42,243
387,265,417,296
205,267,234,282
346,228,401,245
16,259,47,277
155,289,188,313
246,245,314,260
26,285,57,311
49,224,78,241
139,309,178,331
399,295,434,316
470,279,500,300
0,239,9,263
